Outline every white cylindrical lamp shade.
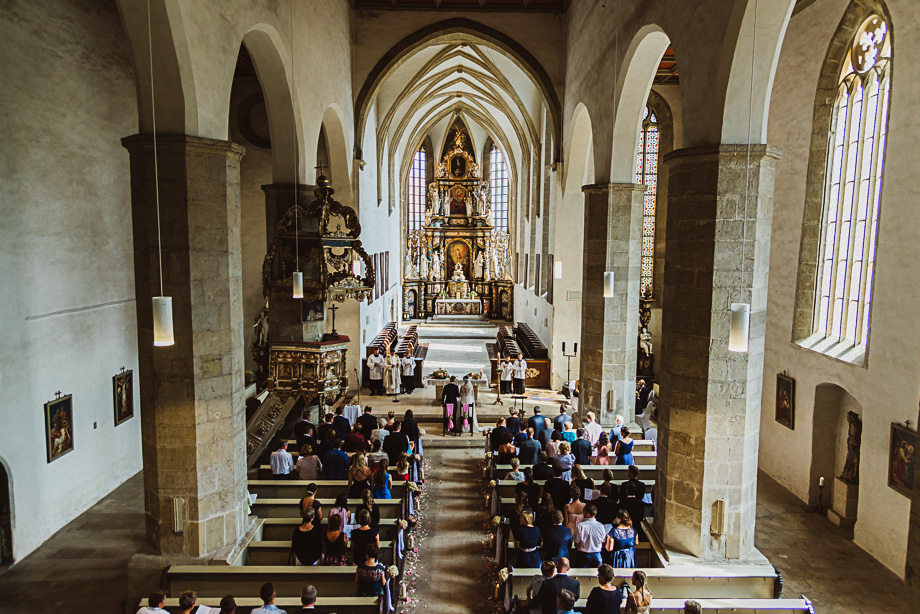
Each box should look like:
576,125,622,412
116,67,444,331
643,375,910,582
352,257,361,277
292,271,304,298
554,260,563,279
728,302,751,353
152,296,175,347
603,271,615,298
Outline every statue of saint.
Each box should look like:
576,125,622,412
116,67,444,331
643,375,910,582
404,250,417,279
478,182,491,219
473,251,484,279
839,412,862,484
639,327,653,357
419,246,429,279
253,303,269,347
424,205,432,227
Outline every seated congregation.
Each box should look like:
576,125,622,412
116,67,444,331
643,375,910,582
136,404,422,613
485,406,813,614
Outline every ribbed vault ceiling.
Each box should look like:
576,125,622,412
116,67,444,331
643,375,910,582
374,40,550,207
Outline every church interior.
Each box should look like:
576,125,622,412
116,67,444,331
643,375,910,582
1,0,919,612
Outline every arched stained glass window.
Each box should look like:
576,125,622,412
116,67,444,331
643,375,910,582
490,145,509,231
407,148,426,233
635,106,659,297
814,14,890,348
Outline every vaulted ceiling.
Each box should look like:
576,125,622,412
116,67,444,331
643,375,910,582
351,0,567,12
371,38,554,210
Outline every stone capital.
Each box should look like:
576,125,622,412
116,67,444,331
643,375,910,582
122,133,246,161
662,143,783,166
581,182,646,195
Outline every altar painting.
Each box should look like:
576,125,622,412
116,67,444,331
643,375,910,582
447,240,470,280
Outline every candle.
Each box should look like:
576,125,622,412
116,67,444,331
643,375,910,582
819,476,825,486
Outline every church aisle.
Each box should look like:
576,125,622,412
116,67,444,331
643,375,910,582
403,442,496,613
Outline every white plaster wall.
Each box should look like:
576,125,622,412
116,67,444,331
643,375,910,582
0,0,141,562
761,0,920,577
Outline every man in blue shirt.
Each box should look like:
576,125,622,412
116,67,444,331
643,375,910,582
322,439,349,480
332,406,351,441
251,582,287,614
527,406,545,436
556,589,577,614
553,405,569,432
518,428,541,464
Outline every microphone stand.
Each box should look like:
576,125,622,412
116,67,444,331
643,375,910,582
354,368,361,406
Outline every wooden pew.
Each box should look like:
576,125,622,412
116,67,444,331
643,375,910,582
244,540,394,566
167,566,365,598
157,596,383,613
495,479,657,501
508,566,778,600
262,517,399,543
248,480,407,500
251,498,402,519
256,464,408,479
506,539,655,569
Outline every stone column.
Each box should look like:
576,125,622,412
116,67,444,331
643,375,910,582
123,134,249,558
577,183,645,426
655,145,781,561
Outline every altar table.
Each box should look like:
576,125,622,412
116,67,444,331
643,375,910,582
435,298,482,315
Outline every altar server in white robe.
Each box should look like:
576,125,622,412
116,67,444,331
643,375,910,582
512,353,527,395
366,348,385,395
384,350,400,395
400,353,416,394
499,357,514,395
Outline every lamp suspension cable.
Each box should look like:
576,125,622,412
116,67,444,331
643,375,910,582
602,0,619,298
147,0,173,346
729,0,758,353
291,0,303,298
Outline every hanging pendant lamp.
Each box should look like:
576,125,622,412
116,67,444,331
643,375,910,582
290,0,303,300
729,0,758,354
603,271,615,298
147,0,173,347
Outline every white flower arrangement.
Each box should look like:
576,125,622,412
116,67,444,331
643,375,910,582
398,519,408,530
488,480,497,489
387,565,399,578
497,567,510,582
490,515,501,528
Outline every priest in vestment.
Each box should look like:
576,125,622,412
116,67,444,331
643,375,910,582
367,348,385,395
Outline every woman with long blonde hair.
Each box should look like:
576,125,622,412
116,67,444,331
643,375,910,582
348,453,373,498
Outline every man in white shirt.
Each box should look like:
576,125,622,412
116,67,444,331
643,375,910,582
366,348,385,395
252,582,287,614
400,353,416,394
136,590,168,614
269,441,293,478
513,353,527,395
500,356,515,395
583,411,603,446
610,414,625,441
573,504,607,568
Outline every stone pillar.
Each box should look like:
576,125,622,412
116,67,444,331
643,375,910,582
260,183,323,343
123,134,249,558
655,145,781,561
577,183,645,426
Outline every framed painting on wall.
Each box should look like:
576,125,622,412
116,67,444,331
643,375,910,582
113,370,134,426
888,422,917,497
775,373,795,430
44,394,74,463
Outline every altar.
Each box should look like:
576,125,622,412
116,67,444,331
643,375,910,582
435,298,482,316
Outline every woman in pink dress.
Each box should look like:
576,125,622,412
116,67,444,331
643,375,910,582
593,432,612,465
564,484,586,535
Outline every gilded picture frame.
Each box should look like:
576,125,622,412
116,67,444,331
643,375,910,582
775,373,795,430
45,395,74,463
113,370,134,426
888,422,917,497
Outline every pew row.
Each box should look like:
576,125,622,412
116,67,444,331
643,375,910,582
244,540,393,566
494,480,656,501
248,480,407,500
251,498,402,519
157,596,385,614
261,517,400,542
508,565,778,600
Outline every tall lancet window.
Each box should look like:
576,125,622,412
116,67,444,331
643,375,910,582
815,14,890,348
407,148,426,233
635,106,659,297
490,145,509,231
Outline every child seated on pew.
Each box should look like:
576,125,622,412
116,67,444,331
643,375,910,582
355,544,386,597
329,493,351,534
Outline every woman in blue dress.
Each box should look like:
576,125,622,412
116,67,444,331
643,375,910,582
372,458,391,499
516,511,543,569
614,427,635,466
604,510,636,568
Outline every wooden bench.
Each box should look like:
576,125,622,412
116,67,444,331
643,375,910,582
156,596,384,613
261,517,399,542
495,479,657,502
166,565,392,599
506,539,655,569
256,464,407,480
251,498,402,519
244,540,394,566
508,565,777,600
248,480,408,500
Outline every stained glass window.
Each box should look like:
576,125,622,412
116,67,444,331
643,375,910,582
407,148,426,233
490,146,509,231
635,105,659,297
814,14,890,348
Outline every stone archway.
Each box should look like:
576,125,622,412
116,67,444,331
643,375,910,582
810,383,864,526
